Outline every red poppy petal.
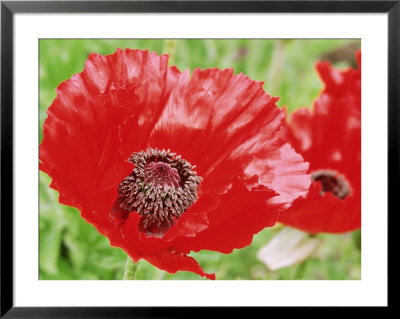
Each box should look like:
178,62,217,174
282,107,313,154
144,249,216,280
148,68,283,189
161,192,219,240
278,182,361,233
245,143,311,204
315,61,344,93
172,177,281,254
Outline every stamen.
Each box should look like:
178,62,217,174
115,148,202,236
311,170,351,200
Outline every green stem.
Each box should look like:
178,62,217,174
293,257,308,280
122,257,139,280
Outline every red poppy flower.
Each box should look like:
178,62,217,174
278,51,361,234
40,48,310,279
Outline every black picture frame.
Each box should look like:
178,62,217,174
1,0,396,317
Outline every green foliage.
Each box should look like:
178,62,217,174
39,39,361,280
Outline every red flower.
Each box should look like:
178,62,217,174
40,49,310,279
278,51,361,234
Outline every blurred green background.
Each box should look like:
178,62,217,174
39,39,361,280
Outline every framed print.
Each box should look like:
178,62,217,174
1,0,396,316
